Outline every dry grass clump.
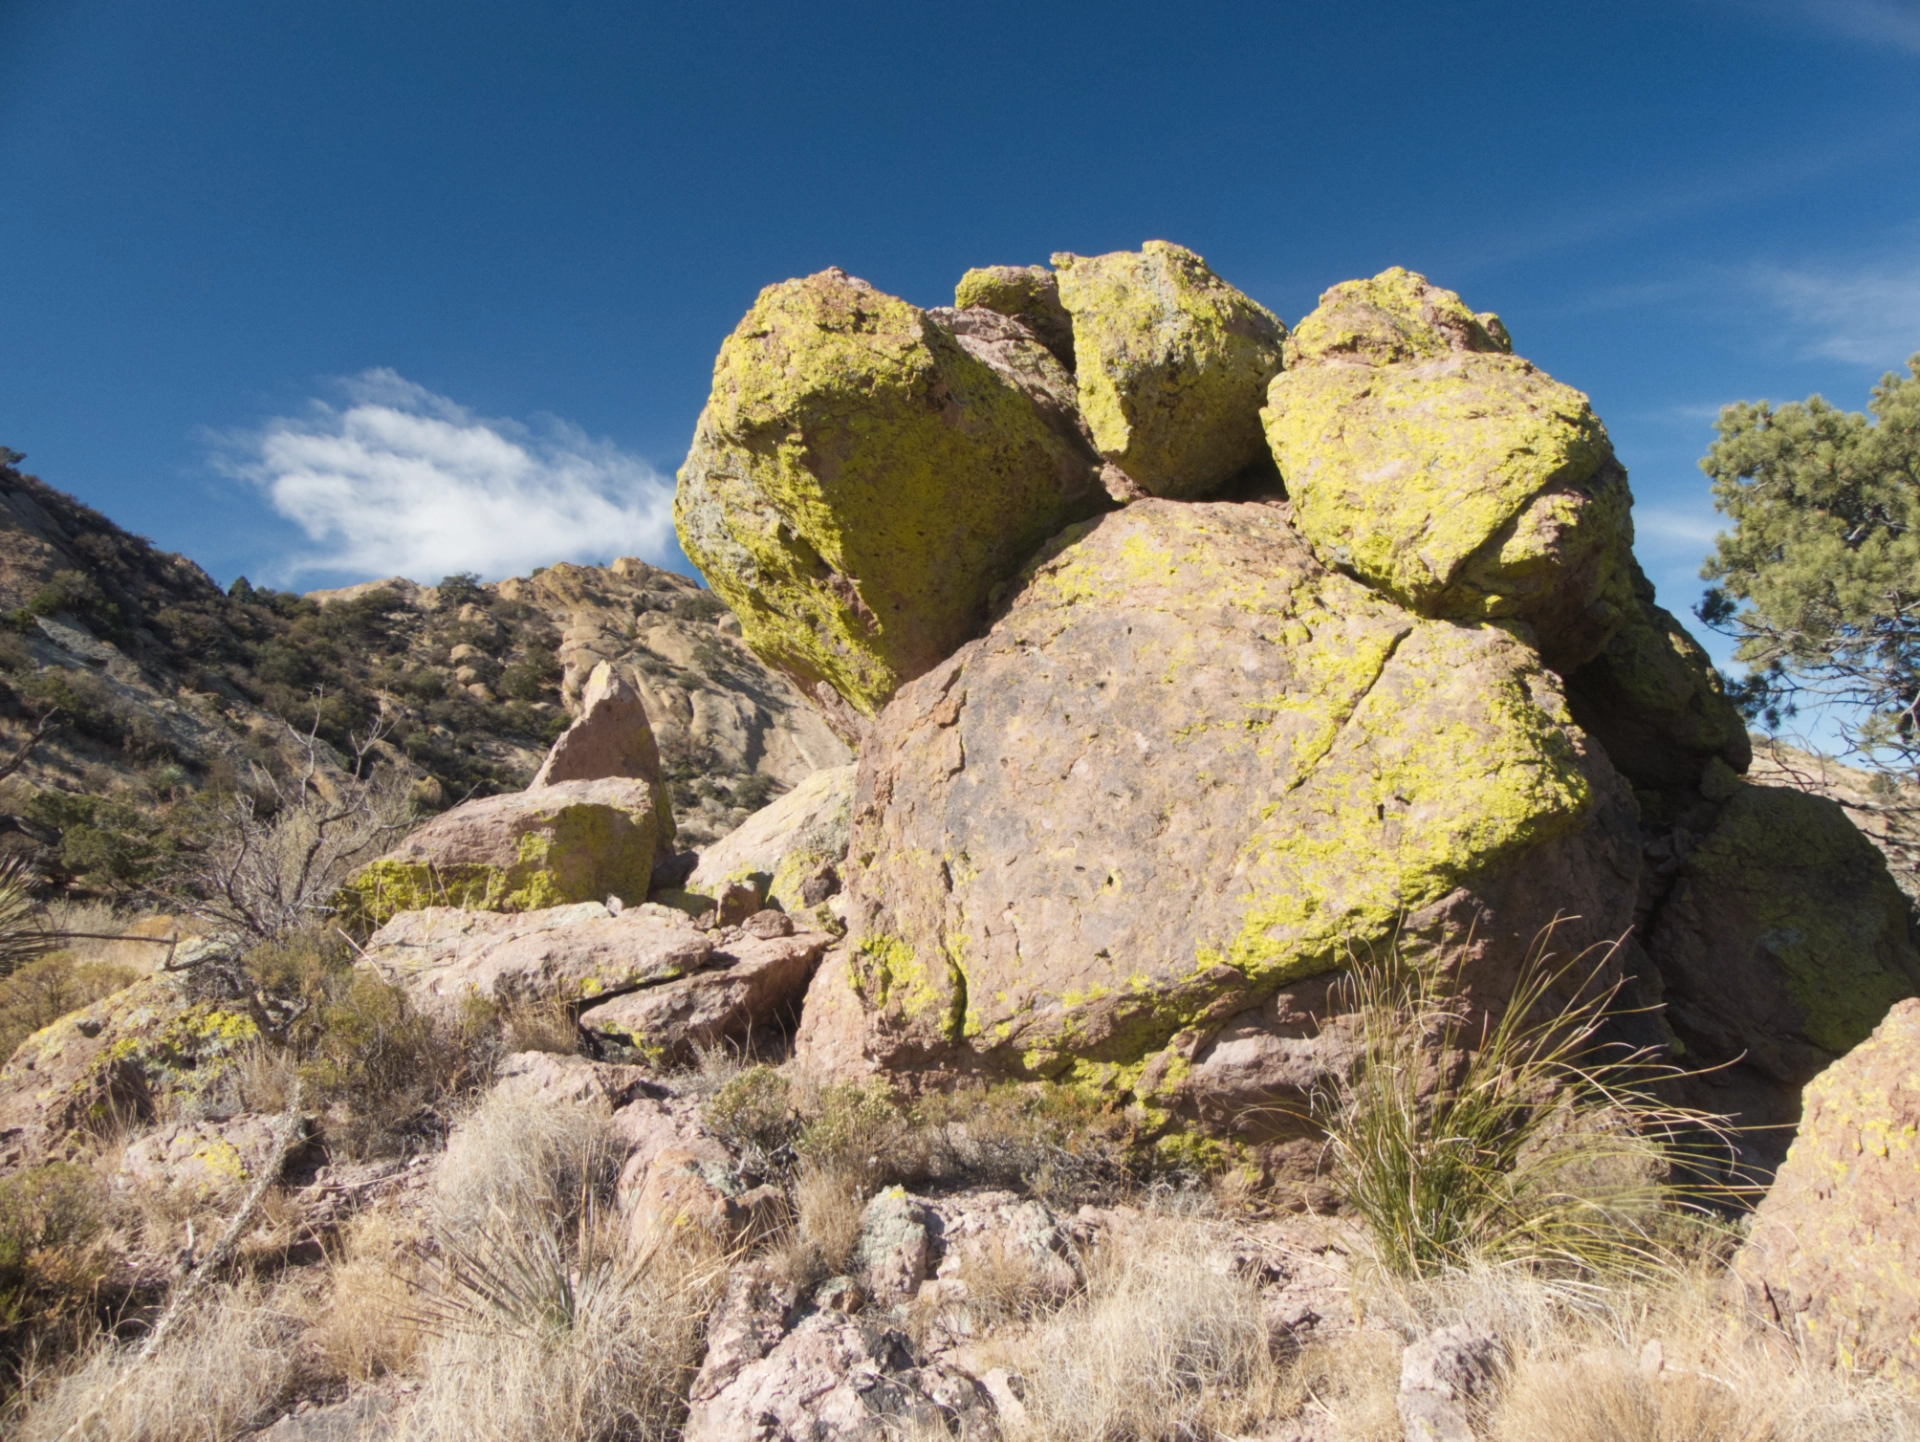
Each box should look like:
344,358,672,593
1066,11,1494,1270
1315,938,1741,1282
9,1277,297,1442
305,1207,425,1384
1004,1216,1286,1442
387,1089,725,1442
0,1162,113,1369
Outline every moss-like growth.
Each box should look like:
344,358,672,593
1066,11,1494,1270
954,264,1075,366
675,268,1103,720
1265,268,1634,670
1052,242,1285,498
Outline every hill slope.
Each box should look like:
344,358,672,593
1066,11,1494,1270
0,453,847,896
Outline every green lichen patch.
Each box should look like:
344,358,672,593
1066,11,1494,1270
1052,241,1286,499
675,268,1103,719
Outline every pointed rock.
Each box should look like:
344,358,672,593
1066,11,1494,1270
532,660,665,788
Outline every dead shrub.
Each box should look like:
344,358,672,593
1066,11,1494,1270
9,1277,297,1442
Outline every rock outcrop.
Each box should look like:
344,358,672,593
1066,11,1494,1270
346,776,670,924
1735,998,1920,1376
953,264,1075,367
674,267,1104,729
1052,242,1286,499
1264,268,1634,671
686,762,855,926
796,499,1640,1166
529,659,666,795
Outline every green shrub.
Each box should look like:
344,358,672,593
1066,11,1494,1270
0,956,138,1063
701,1066,795,1166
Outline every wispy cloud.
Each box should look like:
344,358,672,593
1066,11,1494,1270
216,369,677,584
1635,506,1724,552
1787,0,1920,52
1753,257,1920,365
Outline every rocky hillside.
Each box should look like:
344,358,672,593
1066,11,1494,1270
0,453,847,893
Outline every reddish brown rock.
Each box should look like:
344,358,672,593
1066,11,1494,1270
577,929,831,1065
530,662,669,814
796,499,1639,1163
357,902,716,1018
628,1145,784,1248
1735,998,1920,1376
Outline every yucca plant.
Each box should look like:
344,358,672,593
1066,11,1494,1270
0,859,57,980
1312,929,1745,1282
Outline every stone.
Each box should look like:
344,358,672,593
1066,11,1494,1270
357,902,717,1018
1563,578,1751,789
1052,241,1286,498
797,499,1640,1154
576,929,831,1066
682,1310,989,1442
1398,1323,1505,1442
1645,780,1920,1142
691,1260,805,1405
343,776,671,925
489,1049,662,1113
628,1145,784,1247
1264,267,1635,670
674,267,1105,728
259,1394,394,1442
116,1113,291,1200
529,662,671,828
686,763,856,925
953,264,1076,367
0,948,262,1172
1735,998,1920,1377
855,1185,931,1303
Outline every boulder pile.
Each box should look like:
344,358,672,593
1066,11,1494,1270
669,246,1920,1174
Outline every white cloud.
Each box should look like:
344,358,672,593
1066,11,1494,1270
1755,258,1920,366
1635,506,1724,552
218,369,678,584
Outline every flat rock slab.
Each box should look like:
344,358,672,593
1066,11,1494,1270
359,902,716,1017
577,930,831,1065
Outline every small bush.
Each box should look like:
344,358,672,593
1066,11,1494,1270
0,1163,110,1362
0,955,138,1062
701,1065,795,1167
1312,937,1742,1282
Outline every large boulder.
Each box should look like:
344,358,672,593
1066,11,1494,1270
686,763,857,925
1263,268,1634,670
357,901,718,1017
674,268,1104,730
796,499,1639,1159
1051,242,1286,499
344,776,670,925
1735,998,1920,1377
1645,778,1920,1143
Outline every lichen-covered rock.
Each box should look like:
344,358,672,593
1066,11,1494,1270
116,1113,289,1200
1263,268,1634,670
1564,575,1751,789
1735,998,1920,1376
344,776,669,925
855,1185,931,1303
577,928,831,1066
674,268,1103,727
1051,241,1285,498
796,499,1639,1156
687,763,856,927
0,947,261,1171
953,264,1075,367
529,662,670,836
357,901,716,1017
1646,780,1920,1100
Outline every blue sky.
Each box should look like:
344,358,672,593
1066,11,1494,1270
1,0,1916,684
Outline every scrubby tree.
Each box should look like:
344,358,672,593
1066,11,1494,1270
1699,356,1920,766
